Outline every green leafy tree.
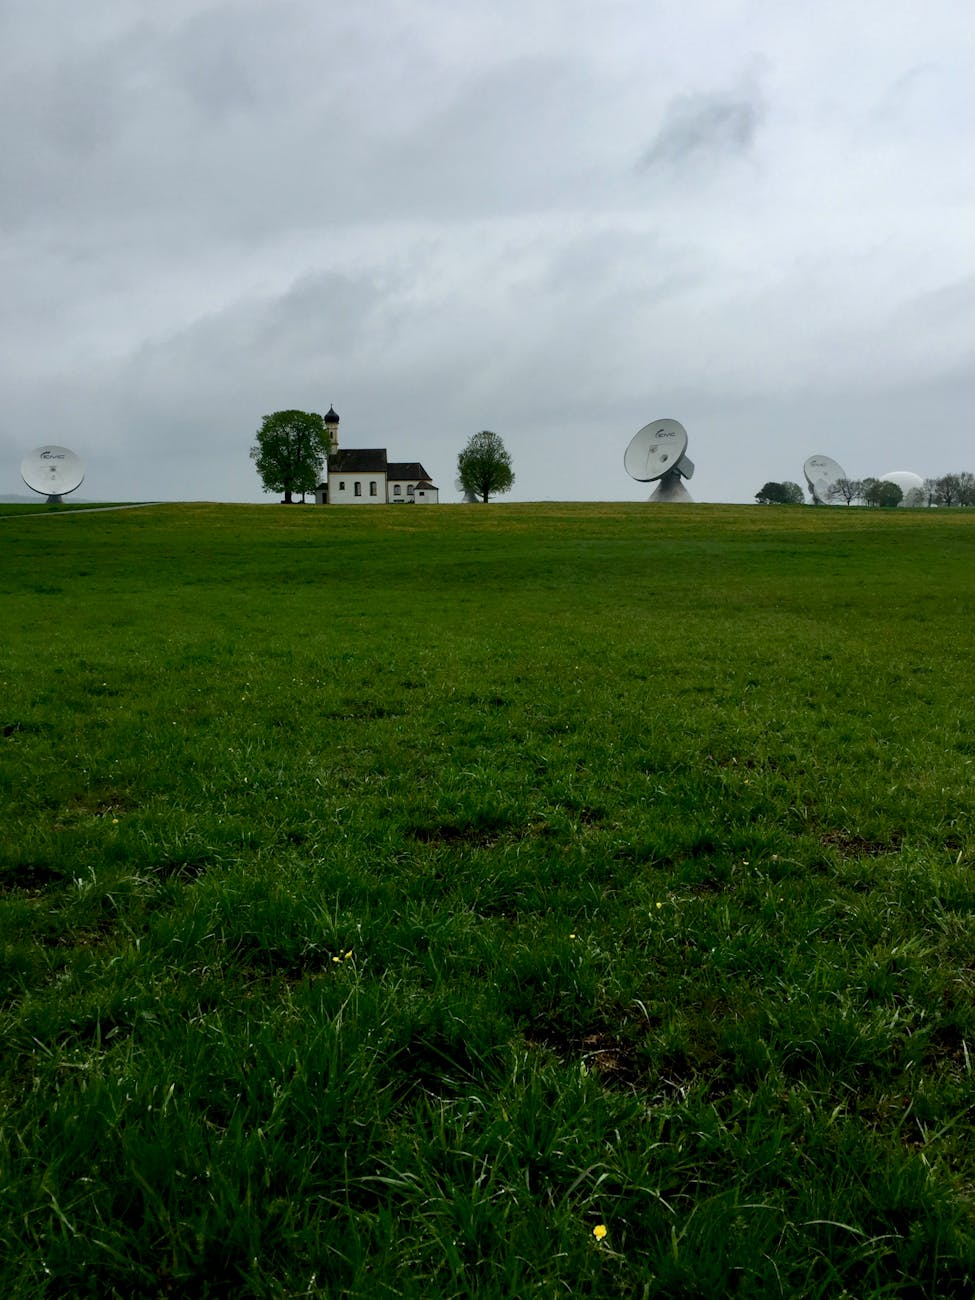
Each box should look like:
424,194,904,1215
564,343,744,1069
755,481,803,505
864,479,903,508
457,430,514,503
250,410,330,504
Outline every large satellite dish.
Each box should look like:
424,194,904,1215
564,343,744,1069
20,445,85,504
803,454,847,505
624,418,695,502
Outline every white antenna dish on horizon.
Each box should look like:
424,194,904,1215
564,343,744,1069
881,470,924,505
624,418,695,502
21,446,85,504
803,454,846,505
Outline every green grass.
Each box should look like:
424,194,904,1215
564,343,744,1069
0,502,145,518
2,501,975,1297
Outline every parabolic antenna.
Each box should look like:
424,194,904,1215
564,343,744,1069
624,418,695,502
20,445,85,504
803,454,847,505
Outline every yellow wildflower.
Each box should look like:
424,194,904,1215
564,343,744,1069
593,1224,607,1241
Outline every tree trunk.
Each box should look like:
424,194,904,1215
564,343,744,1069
283,488,294,503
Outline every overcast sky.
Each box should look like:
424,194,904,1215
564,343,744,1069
2,1,973,504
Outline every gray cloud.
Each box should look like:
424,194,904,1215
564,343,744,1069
2,2,975,506
639,87,764,174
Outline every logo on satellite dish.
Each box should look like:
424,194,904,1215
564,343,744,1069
21,445,86,504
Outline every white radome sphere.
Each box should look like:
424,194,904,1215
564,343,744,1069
881,470,924,505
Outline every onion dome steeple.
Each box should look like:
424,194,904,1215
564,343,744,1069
323,405,339,452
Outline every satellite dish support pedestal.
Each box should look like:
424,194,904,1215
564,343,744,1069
649,466,694,502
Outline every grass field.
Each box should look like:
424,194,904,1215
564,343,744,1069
2,501,975,1297
0,502,140,517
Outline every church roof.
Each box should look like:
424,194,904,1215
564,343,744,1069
328,448,387,473
388,461,432,482
324,405,340,423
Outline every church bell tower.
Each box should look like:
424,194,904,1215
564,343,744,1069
324,405,340,453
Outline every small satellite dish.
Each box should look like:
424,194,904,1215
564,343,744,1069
624,418,695,502
21,445,85,504
803,454,847,505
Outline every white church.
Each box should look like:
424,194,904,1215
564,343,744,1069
313,407,439,505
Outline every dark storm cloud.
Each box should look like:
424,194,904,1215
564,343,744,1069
639,87,764,173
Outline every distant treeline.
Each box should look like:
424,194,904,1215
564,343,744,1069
756,473,975,506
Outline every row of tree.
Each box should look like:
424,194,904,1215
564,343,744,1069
250,412,515,503
831,478,906,507
844,473,975,507
756,473,975,508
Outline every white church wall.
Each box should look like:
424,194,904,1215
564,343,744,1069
328,475,387,504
